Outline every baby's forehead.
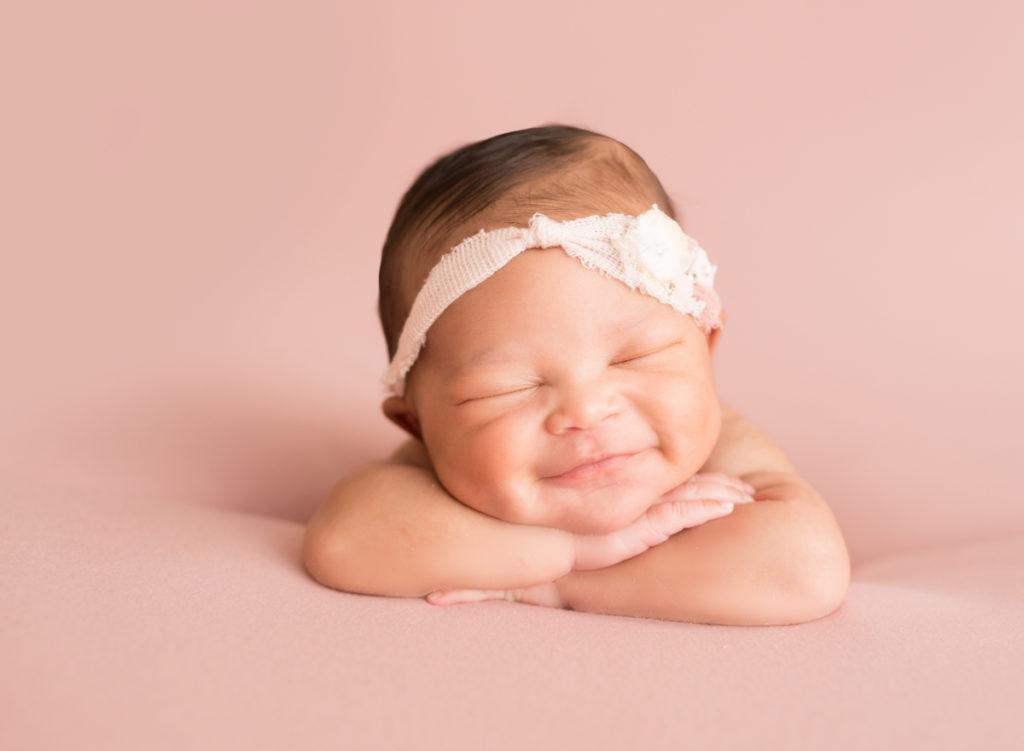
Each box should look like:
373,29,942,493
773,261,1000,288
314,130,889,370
428,248,700,357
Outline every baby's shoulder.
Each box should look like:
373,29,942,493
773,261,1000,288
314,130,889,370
387,439,433,470
310,439,435,531
322,440,433,507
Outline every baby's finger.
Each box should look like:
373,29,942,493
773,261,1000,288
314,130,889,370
646,497,737,536
663,480,754,505
426,589,508,606
689,472,756,495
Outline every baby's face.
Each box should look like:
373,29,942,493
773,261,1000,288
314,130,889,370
400,248,722,535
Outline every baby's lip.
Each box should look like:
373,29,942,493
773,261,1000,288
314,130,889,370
543,450,644,482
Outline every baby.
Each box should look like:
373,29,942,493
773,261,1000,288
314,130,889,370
304,125,849,625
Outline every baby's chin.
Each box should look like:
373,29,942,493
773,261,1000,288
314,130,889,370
533,488,660,535
450,483,655,535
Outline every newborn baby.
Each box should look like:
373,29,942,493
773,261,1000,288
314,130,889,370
304,125,849,625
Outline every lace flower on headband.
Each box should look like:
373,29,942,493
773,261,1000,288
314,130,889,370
383,205,721,395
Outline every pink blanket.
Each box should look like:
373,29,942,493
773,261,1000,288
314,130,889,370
4,491,1021,749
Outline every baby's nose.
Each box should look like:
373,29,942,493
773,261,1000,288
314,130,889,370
544,380,623,435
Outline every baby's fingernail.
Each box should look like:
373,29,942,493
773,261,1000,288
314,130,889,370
743,483,756,494
716,502,735,513
739,493,756,504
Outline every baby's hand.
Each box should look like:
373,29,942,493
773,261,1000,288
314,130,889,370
426,582,566,609
571,473,755,571
424,473,754,609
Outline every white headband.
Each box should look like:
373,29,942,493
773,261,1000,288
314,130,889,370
383,204,721,395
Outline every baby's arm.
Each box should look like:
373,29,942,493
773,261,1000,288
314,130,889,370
552,403,850,625
303,440,571,597
303,441,743,598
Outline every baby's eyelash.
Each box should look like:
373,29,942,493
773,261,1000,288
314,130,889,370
612,340,683,365
456,383,539,405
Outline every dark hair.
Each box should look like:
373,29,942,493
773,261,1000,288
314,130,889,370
378,124,677,358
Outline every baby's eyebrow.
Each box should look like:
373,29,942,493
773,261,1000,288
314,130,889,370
447,348,522,377
608,309,653,336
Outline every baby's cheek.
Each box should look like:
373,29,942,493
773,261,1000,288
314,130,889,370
644,380,716,472
478,435,539,521
439,431,535,523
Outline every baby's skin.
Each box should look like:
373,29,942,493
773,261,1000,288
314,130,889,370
304,232,850,625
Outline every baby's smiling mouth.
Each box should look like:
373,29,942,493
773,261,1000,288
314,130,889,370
543,451,644,482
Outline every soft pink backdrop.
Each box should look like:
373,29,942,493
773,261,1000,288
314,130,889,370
2,2,1022,749
6,0,1020,558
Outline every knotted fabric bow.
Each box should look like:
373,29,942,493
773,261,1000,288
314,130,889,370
382,205,721,395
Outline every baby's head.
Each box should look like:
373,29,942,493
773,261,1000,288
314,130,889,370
377,125,725,534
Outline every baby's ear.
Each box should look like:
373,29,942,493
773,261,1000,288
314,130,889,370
382,396,422,440
708,311,725,357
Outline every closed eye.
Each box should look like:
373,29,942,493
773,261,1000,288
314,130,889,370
455,383,540,406
612,340,684,366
